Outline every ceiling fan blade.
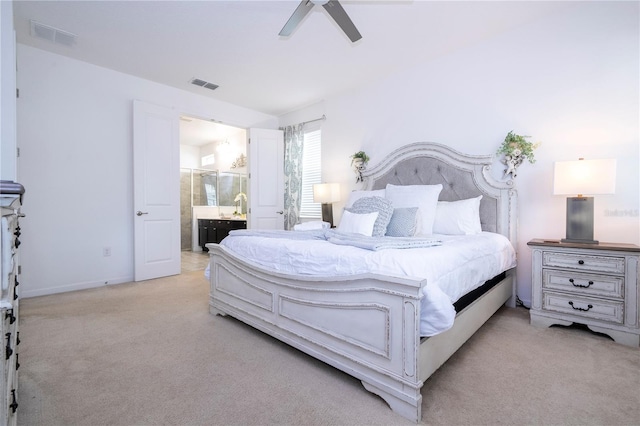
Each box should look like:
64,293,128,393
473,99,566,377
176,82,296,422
322,0,362,42
279,1,315,37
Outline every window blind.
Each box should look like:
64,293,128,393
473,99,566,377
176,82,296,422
299,128,322,219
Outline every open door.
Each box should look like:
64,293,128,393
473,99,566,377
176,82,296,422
133,100,181,281
247,128,284,230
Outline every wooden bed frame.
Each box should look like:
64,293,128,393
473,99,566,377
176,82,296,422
208,143,517,423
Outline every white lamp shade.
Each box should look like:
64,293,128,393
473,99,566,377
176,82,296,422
313,183,341,204
553,159,616,195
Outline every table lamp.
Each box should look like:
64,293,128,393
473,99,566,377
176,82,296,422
553,158,616,244
313,183,341,227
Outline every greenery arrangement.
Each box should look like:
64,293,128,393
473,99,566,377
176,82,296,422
350,151,370,165
496,131,540,163
350,151,370,183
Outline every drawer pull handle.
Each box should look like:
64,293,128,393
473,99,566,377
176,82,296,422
5,332,12,360
9,389,18,413
578,260,585,265
568,301,593,312
569,278,593,288
5,309,15,324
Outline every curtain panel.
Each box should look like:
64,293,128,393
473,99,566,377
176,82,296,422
282,124,305,230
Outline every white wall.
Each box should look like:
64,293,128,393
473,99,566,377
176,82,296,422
16,44,277,297
280,2,639,307
0,0,17,181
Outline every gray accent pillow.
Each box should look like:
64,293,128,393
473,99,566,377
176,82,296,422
386,207,419,237
345,196,393,237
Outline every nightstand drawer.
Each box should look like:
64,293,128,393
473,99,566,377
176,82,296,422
542,291,624,324
542,269,624,299
542,251,624,274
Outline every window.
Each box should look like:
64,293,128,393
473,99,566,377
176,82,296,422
299,127,322,219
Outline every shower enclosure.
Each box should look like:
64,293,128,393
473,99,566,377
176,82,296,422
180,169,247,250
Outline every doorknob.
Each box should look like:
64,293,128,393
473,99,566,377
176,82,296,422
276,211,284,215
136,211,149,216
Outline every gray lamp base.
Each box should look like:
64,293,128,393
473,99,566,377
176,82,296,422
562,196,598,244
321,203,334,228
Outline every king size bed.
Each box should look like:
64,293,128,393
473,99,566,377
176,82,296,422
207,142,517,423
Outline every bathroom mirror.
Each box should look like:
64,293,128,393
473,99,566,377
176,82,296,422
184,169,247,209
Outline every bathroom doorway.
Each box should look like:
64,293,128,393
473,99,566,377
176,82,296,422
179,115,247,252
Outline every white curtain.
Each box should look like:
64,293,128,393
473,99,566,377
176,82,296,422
282,124,304,230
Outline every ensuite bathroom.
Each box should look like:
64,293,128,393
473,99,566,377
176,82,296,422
179,115,248,252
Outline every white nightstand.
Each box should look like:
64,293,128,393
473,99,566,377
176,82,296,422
528,239,640,347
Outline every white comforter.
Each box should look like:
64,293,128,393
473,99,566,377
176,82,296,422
211,231,516,336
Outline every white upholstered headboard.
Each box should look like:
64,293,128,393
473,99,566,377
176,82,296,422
361,143,518,247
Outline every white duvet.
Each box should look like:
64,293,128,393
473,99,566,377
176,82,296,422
211,231,516,337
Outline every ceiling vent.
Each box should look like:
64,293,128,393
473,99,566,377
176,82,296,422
30,20,77,47
190,78,219,91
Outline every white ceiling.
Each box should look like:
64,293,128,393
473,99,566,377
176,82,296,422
12,1,572,118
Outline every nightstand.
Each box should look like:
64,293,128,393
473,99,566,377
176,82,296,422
528,239,640,347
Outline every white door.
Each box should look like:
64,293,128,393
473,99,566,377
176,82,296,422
248,128,284,230
133,100,181,281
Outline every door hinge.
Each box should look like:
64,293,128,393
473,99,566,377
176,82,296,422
16,88,19,98
16,148,20,158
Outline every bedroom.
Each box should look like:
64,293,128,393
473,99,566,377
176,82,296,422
0,0,638,424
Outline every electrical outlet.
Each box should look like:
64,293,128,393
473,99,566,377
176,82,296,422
103,247,111,257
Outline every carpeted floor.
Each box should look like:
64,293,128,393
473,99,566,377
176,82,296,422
16,270,640,425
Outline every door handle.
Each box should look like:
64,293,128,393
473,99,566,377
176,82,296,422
276,211,284,215
136,211,149,216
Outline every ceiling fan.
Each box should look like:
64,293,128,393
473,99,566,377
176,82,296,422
279,0,362,43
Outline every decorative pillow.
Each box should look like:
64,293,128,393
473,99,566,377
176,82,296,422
337,210,379,236
345,189,385,208
345,196,394,237
433,195,483,235
385,207,419,237
384,184,443,235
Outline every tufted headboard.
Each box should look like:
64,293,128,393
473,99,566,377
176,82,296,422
361,143,517,246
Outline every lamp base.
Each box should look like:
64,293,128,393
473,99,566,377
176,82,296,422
321,203,334,228
564,196,597,244
561,238,599,245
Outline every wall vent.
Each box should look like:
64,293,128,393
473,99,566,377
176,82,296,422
190,78,219,91
30,20,77,47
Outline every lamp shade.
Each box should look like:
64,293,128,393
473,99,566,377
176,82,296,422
553,159,616,196
313,183,341,204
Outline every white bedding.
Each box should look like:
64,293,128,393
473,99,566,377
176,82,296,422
210,231,516,336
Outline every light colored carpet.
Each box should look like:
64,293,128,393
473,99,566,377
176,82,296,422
17,270,640,425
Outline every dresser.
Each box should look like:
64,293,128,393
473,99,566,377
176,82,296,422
528,239,640,347
0,181,24,426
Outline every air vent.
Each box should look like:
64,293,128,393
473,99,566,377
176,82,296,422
30,20,77,47
190,78,219,91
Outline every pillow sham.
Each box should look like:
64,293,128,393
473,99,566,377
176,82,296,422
385,207,419,237
384,184,442,235
433,195,483,235
346,196,394,237
337,210,379,236
345,189,385,208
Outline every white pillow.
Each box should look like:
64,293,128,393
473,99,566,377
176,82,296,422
384,184,442,235
345,189,386,208
337,210,379,236
433,195,483,235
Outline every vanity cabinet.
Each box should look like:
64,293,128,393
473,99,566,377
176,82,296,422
0,181,24,426
198,219,246,250
528,239,640,346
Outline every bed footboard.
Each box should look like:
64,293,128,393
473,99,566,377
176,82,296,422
208,244,425,422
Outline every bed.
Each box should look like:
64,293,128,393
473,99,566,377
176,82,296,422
207,142,517,423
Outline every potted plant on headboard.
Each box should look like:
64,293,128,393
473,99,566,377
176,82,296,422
350,151,370,183
496,131,540,179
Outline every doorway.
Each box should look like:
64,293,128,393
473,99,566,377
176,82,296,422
179,115,247,253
